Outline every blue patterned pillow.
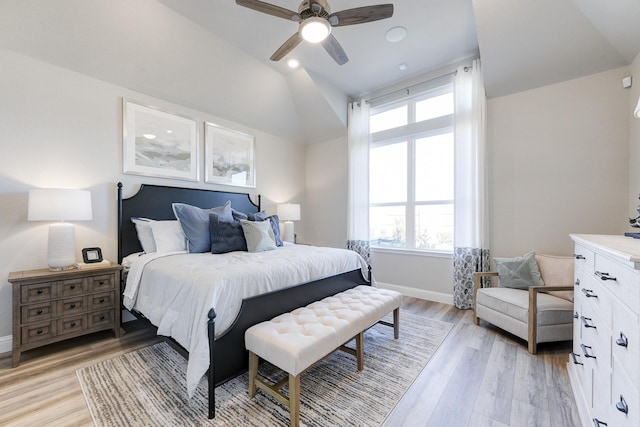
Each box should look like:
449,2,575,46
173,202,233,253
209,214,247,254
232,209,267,222
267,215,283,247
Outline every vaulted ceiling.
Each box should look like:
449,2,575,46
1,0,639,143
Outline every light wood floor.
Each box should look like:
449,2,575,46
0,298,580,427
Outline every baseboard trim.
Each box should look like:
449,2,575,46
0,335,12,354
376,281,453,305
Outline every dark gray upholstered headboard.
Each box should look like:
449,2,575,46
117,182,260,262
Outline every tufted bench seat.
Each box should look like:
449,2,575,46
244,285,403,427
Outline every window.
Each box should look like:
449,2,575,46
369,83,454,252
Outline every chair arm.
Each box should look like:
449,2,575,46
527,285,574,353
473,271,499,293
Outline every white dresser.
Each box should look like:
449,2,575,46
569,234,640,427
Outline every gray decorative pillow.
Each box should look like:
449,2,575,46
232,209,267,222
494,251,544,289
240,219,277,252
209,214,247,254
173,201,232,253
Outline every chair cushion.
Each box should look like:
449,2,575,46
476,287,573,326
535,254,574,301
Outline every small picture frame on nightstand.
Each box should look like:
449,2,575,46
82,247,103,263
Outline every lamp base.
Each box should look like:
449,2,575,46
282,221,295,243
47,223,77,270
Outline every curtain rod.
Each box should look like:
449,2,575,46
363,65,471,105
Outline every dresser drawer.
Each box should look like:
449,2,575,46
88,274,115,292
21,282,54,303
57,315,87,335
88,292,115,310
58,277,86,297
592,366,612,426
611,358,640,427
594,254,640,313
88,309,114,328
21,321,56,345
574,245,595,274
612,302,640,386
21,301,54,324
580,302,611,371
56,296,87,316
580,274,612,329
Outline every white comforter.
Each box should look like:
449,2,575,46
122,243,369,397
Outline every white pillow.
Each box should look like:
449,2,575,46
149,220,187,253
131,218,156,253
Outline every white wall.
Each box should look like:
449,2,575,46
0,48,305,340
489,67,630,257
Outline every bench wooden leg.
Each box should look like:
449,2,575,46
356,332,364,371
248,351,258,398
393,308,400,339
289,373,300,427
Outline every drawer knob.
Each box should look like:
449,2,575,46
573,312,579,319
98,280,105,285
616,395,628,414
581,316,596,329
37,289,43,295
582,288,598,298
100,315,105,321
70,322,77,327
574,254,586,260
592,419,608,427
36,329,43,334
36,309,43,315
99,298,105,303
595,271,616,281
616,332,628,348
70,285,76,290
570,352,583,365
581,344,596,359
574,278,580,286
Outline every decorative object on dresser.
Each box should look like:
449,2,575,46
569,234,640,427
27,188,93,270
473,253,574,354
9,263,122,367
277,203,300,243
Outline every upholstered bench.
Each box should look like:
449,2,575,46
244,285,403,427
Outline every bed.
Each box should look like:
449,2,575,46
116,183,371,418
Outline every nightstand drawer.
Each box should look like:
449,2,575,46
89,292,115,309
21,321,56,344
88,274,114,292
57,315,87,335
57,296,87,316
21,282,54,303
21,302,54,323
88,309,114,328
59,277,86,297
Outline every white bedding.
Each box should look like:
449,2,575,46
122,243,369,397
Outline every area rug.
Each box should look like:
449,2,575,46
77,312,452,426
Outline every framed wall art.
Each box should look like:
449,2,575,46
123,99,199,181
204,122,255,188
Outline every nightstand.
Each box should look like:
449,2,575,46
8,263,122,367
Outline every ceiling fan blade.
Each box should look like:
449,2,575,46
270,32,303,61
322,34,348,65
329,4,394,27
236,0,299,21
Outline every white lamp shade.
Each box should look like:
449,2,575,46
277,203,301,221
28,189,93,221
300,17,331,43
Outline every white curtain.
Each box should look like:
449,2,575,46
347,100,370,265
453,59,490,309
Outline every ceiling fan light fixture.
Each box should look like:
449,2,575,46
300,17,331,43
286,58,300,68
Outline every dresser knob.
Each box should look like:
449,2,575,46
570,352,583,365
70,303,76,309
99,298,105,303
574,254,586,260
592,418,608,426
36,309,43,315
616,395,628,414
573,312,579,319
37,289,43,295
595,271,616,281
581,316,597,329
581,344,596,359
70,285,76,290
100,315,105,321
574,278,580,286
98,280,105,285
616,332,628,347
582,288,598,298
36,329,43,334
70,322,76,327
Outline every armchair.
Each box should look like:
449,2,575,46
473,254,574,354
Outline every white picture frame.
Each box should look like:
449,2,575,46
204,122,256,188
123,99,199,181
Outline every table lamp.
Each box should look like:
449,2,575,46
28,188,93,270
277,203,300,243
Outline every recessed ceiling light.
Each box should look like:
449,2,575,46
287,58,300,68
386,26,407,43
142,133,156,140
398,63,408,71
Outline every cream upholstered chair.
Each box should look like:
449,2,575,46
473,254,574,354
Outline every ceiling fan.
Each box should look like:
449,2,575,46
236,0,394,65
